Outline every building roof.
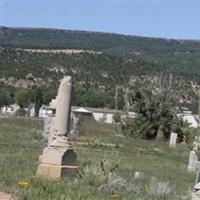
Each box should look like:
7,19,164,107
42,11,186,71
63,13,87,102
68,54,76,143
72,106,121,114
73,107,92,113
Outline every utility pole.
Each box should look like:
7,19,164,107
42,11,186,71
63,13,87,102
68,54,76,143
115,85,118,110
198,90,200,120
125,87,130,116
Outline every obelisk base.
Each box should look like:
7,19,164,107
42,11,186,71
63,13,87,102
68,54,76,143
36,137,78,179
37,164,79,179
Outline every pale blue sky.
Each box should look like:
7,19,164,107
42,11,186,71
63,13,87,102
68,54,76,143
1,0,200,39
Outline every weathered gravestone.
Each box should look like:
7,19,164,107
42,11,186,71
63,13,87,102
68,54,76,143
71,117,80,134
195,161,200,185
43,117,52,134
193,162,200,199
181,135,187,144
156,125,165,141
44,117,55,145
187,150,198,173
36,76,78,179
30,104,35,117
169,132,177,148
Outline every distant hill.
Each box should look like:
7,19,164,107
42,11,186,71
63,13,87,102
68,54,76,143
1,26,200,79
0,26,200,112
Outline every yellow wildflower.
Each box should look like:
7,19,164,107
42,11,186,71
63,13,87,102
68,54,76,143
18,181,30,188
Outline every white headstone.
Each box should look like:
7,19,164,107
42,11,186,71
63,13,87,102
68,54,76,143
44,117,55,145
30,104,35,117
187,150,198,172
44,117,53,134
195,161,200,184
169,132,177,148
71,117,80,134
193,162,200,200
134,171,143,179
196,161,200,171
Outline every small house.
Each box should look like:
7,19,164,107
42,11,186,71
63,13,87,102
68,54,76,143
1,104,20,116
72,107,94,121
71,106,121,124
89,107,117,124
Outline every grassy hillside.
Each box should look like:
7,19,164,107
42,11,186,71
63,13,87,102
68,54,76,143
0,118,195,199
1,26,200,69
1,26,200,111
1,26,200,80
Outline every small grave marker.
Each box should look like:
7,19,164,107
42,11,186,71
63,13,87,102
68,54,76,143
187,150,198,172
169,132,177,148
195,161,200,185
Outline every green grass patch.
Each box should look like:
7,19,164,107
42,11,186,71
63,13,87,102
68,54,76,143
0,119,195,199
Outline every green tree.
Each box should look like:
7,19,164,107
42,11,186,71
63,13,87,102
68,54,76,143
198,93,200,120
14,90,29,108
122,79,188,140
113,112,121,123
0,89,13,106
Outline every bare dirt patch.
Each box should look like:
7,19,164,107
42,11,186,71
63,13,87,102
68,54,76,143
0,192,16,200
22,48,102,55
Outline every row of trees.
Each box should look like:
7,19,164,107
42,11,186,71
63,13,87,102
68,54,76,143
72,83,124,109
0,87,55,114
0,83,124,115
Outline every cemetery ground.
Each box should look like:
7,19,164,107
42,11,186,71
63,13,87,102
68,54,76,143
0,117,196,200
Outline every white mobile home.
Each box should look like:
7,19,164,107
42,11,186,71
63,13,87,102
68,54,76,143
71,106,121,124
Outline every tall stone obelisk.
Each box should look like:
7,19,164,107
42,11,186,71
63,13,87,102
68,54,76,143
36,76,78,179
54,76,71,136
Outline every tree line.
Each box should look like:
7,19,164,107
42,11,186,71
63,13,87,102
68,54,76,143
0,84,124,114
